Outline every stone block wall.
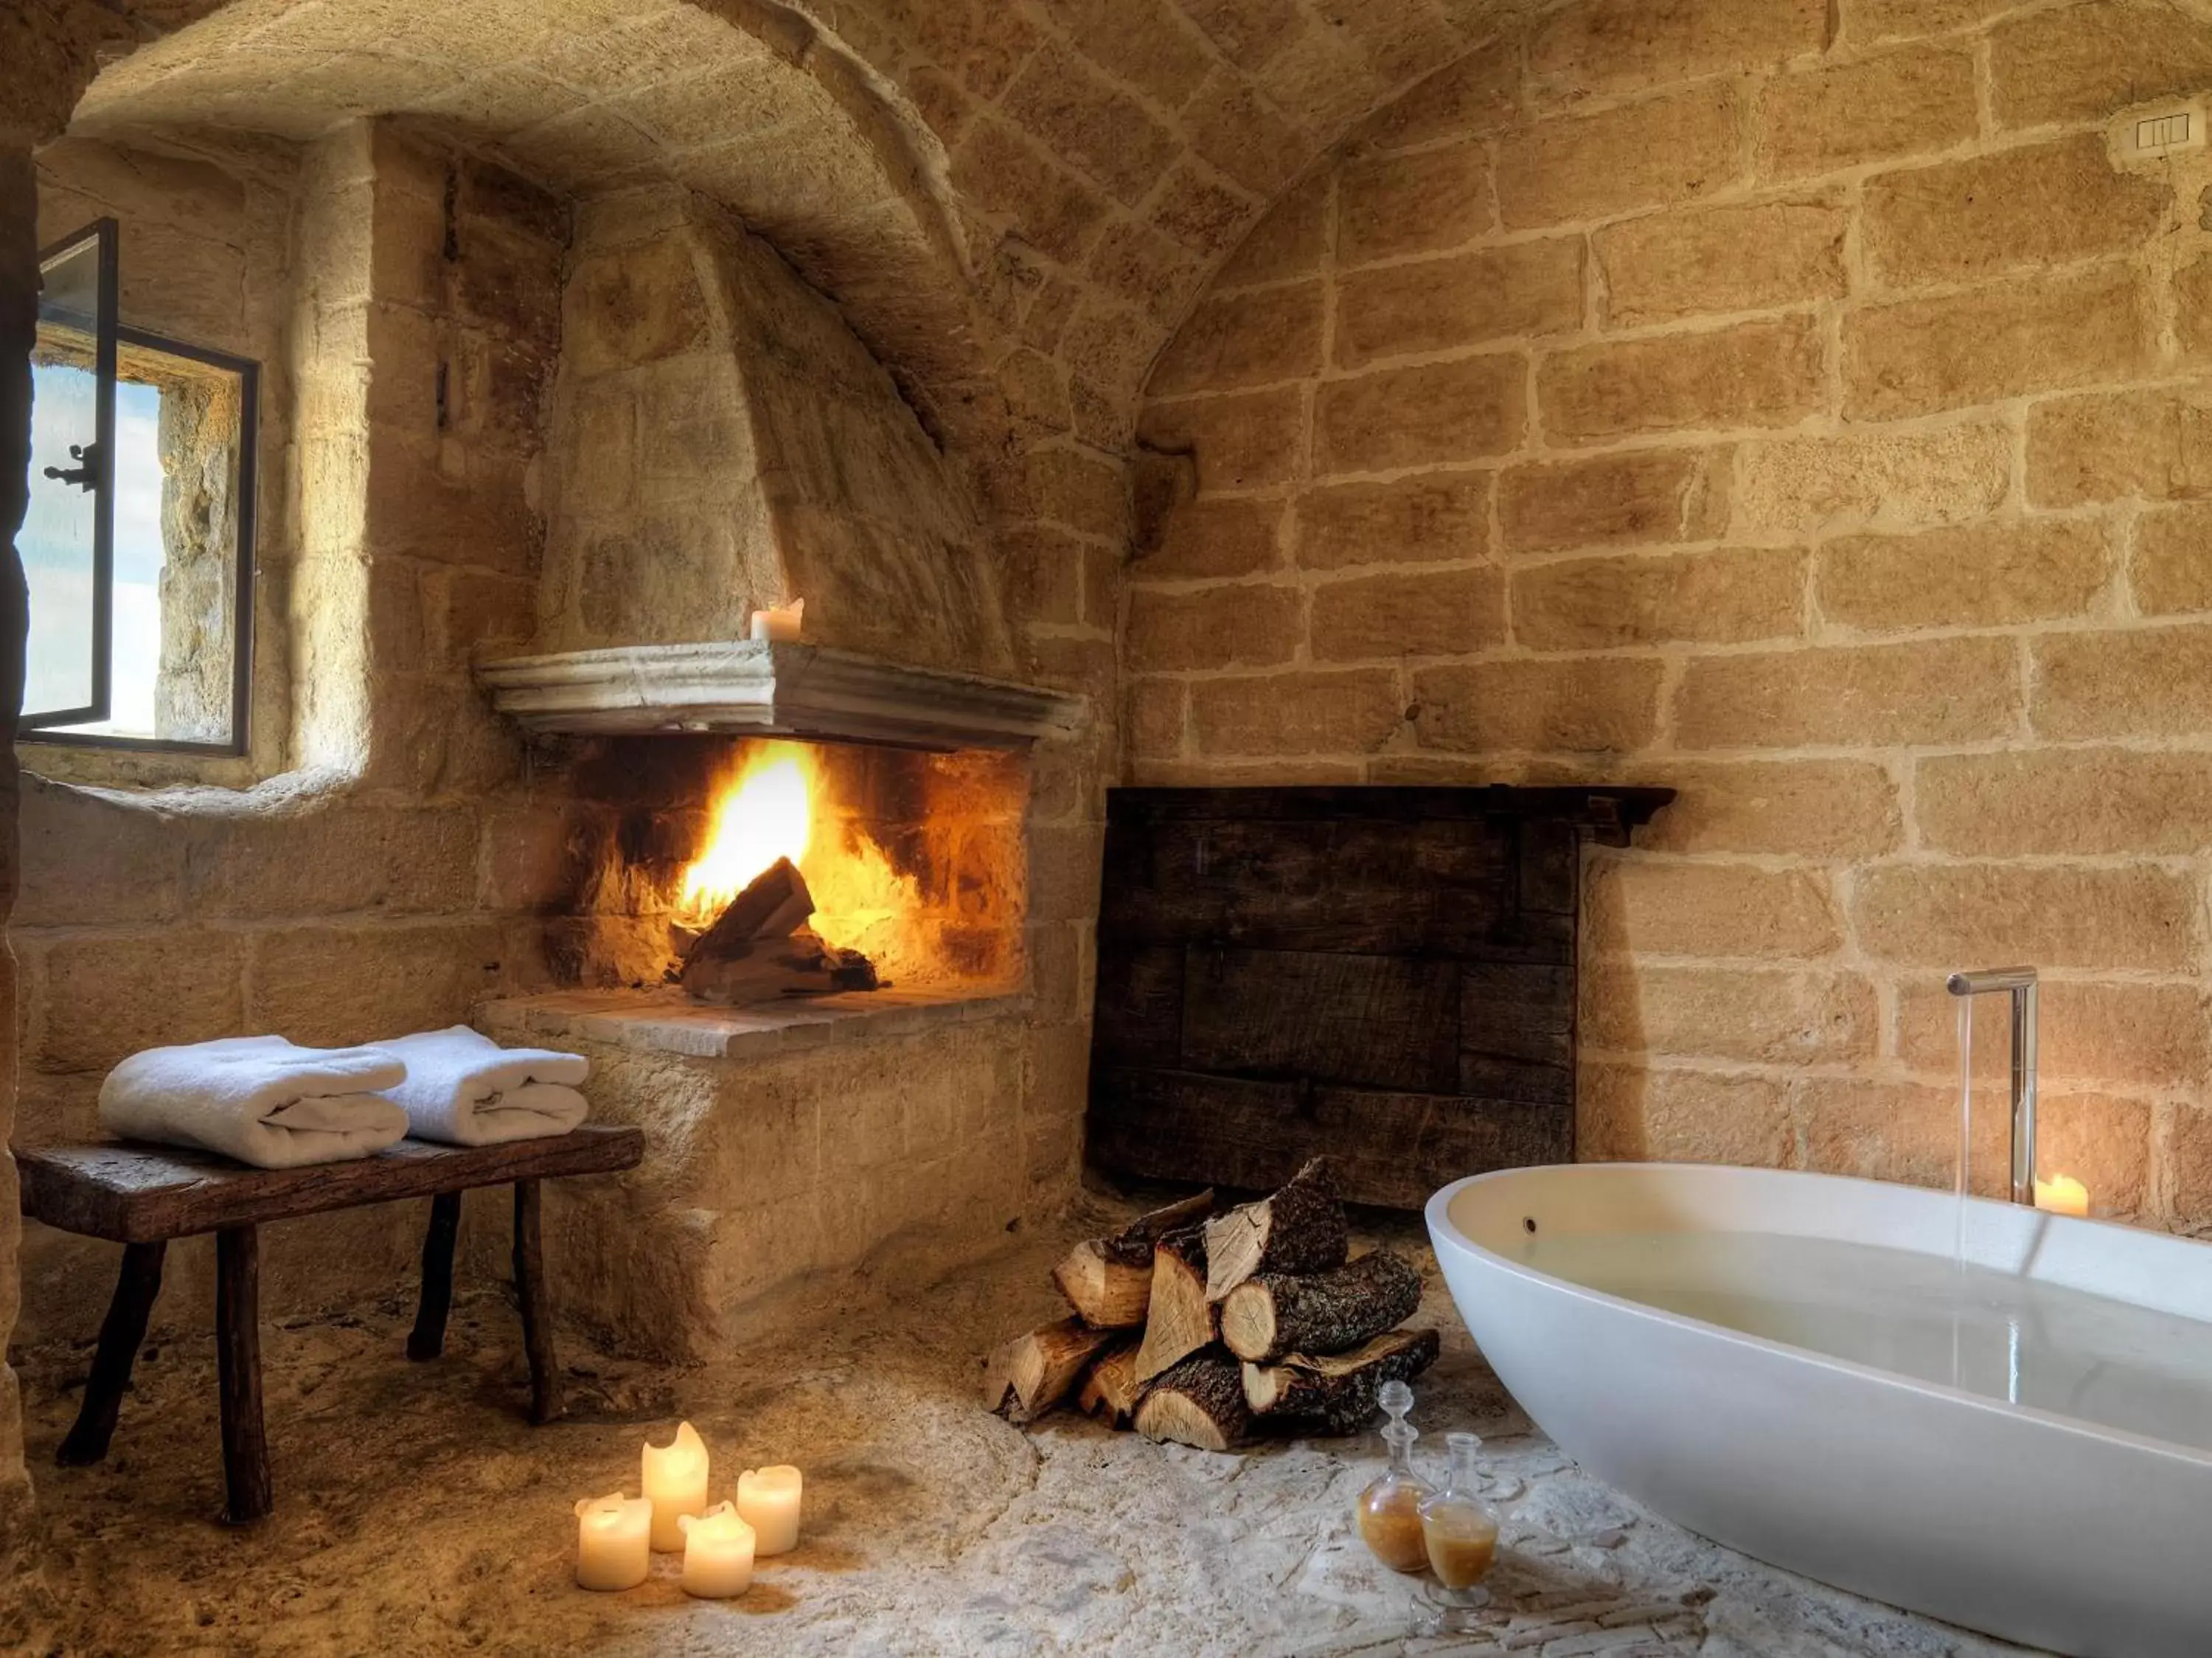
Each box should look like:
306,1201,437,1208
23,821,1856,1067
1128,0,2212,1227
536,185,1012,675
10,120,573,1346
479,997,1035,1361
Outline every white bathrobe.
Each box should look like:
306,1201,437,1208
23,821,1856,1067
99,1036,411,1169
370,1026,590,1146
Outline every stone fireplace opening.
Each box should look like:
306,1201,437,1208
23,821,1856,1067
551,735,1029,1003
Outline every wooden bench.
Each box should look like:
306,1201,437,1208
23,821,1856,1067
15,1126,644,1523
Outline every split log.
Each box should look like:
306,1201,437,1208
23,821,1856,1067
982,1317,1114,1424
1077,1339,1146,1428
1203,1156,1348,1302
1051,1188,1215,1328
1220,1249,1423,1364
1132,1224,1215,1383
678,857,880,1002
695,856,815,951
1134,1352,1251,1450
1242,1328,1441,1435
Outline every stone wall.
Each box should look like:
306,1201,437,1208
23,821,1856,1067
10,120,572,1346
478,996,1036,1360
1128,0,2212,1228
0,145,38,1559
537,185,1012,674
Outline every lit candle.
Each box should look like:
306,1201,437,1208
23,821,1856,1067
2034,1173,2090,1218
642,1421,711,1551
678,1501,756,1598
748,597,804,642
735,1464,802,1556
573,1493,652,1591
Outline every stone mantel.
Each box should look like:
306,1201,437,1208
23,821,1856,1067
473,641,1087,750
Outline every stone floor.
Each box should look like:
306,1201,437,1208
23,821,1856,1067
1,1201,2036,1658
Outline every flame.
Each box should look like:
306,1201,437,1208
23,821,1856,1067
679,747,813,920
678,740,922,968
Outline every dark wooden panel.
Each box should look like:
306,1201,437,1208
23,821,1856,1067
15,1127,645,1244
1107,785,1674,839
1102,815,1522,956
1461,962,1574,1104
1088,1066,1571,1210
1092,944,1186,1067
1088,786,1669,1209
1180,948,1458,1093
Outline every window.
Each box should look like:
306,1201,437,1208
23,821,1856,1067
23,217,257,755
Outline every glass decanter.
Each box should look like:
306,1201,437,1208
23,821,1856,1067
1415,1432,1501,1631
1353,1380,1433,1574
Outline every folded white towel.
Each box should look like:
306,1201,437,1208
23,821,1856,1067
99,1036,411,1169
370,1026,590,1146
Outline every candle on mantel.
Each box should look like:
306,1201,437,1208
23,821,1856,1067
573,1493,653,1592
679,1502,757,1598
643,1421,711,1551
748,597,804,642
736,1465,803,1556
2034,1173,2090,1218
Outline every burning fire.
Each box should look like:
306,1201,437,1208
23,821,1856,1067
677,741,920,966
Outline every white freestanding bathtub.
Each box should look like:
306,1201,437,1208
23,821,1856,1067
1426,1163,2212,1658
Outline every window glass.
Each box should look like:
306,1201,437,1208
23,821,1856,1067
41,361,247,745
24,220,112,727
24,361,100,718
24,216,257,755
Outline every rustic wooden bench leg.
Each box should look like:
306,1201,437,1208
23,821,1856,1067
512,1179,561,1425
408,1191,464,1362
58,1240,167,1467
216,1224,272,1524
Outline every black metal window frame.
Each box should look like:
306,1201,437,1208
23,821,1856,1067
22,217,117,733
21,303,260,760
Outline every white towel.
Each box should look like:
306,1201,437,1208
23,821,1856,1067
99,1036,411,1169
370,1026,590,1146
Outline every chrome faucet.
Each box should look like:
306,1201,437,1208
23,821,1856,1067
1946,966,2039,1206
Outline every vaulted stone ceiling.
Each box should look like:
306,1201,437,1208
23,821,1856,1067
25,0,1553,459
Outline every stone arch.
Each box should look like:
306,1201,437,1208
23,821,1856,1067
63,0,994,443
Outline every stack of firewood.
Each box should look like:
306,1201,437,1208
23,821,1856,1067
981,1159,1439,1450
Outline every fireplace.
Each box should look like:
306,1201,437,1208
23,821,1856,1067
549,734,1028,1005
470,639,1085,1359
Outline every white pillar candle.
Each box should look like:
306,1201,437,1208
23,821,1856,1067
573,1493,653,1592
642,1421,711,1551
736,1465,803,1556
678,1501,756,1598
748,598,804,642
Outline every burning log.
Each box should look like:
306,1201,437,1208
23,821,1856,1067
676,856,880,1004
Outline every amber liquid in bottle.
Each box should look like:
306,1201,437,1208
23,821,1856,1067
1354,1380,1433,1574
1416,1432,1502,1631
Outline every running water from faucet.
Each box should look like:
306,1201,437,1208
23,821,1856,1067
1954,994,1973,1388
